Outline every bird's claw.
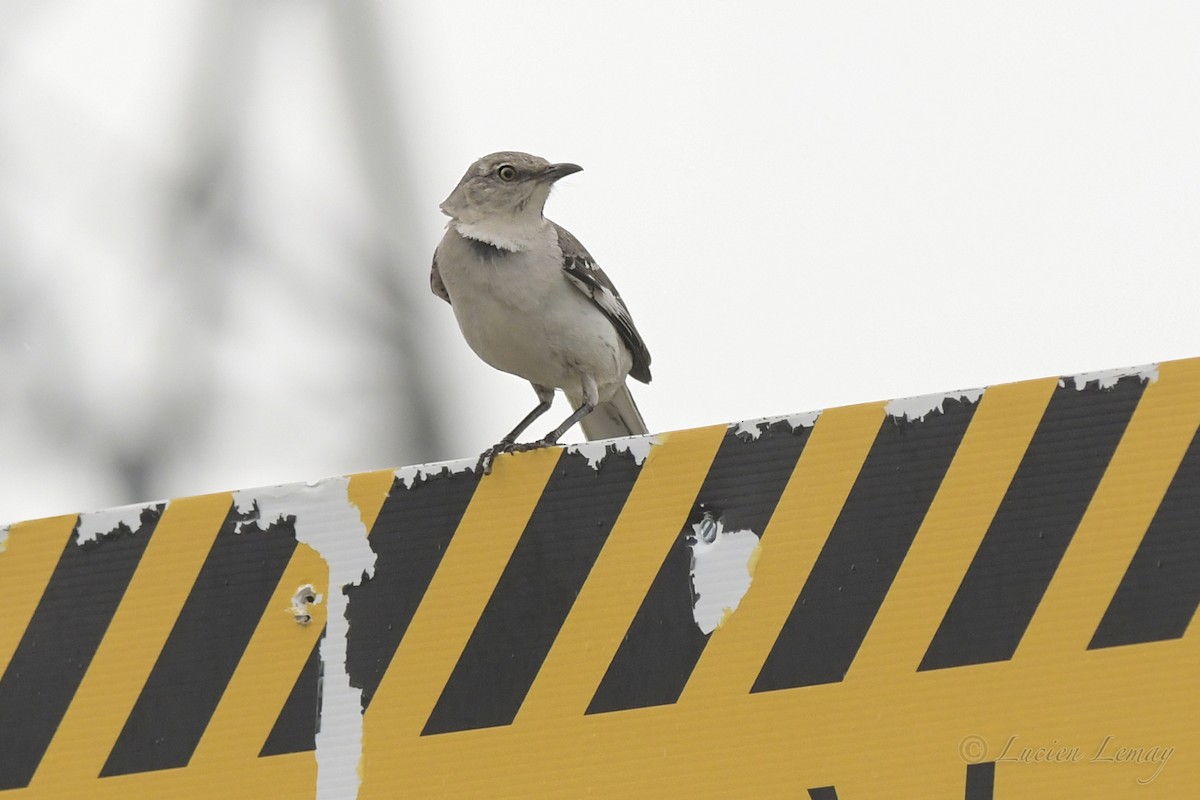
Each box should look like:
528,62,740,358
475,440,549,476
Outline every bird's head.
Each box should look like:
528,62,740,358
440,152,582,243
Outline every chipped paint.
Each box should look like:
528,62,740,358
615,435,657,466
387,436,659,479
1060,363,1159,391
568,434,659,470
569,441,610,470
76,502,162,545
885,388,985,423
0,523,8,553
291,584,321,626
395,457,475,490
232,476,375,800
688,516,761,635
786,410,822,430
730,410,821,440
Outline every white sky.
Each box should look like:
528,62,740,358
2,1,1199,524
401,0,1200,434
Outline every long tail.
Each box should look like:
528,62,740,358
570,382,648,440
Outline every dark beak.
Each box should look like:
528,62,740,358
542,162,583,182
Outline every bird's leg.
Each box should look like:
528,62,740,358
538,375,601,445
539,401,595,445
498,398,553,445
476,386,555,475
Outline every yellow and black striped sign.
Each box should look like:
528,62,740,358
2,358,1198,798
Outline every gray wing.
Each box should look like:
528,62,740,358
554,222,652,383
430,251,451,304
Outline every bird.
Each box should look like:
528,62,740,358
430,151,652,472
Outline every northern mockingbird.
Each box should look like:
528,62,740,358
431,151,652,472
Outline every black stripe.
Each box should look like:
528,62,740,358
753,397,977,693
587,422,811,715
808,787,840,800
259,628,324,756
101,505,297,777
920,376,1146,672
0,506,161,790
1089,424,1200,649
345,469,478,710
422,448,640,735
965,762,995,800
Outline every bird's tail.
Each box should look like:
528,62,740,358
573,382,648,440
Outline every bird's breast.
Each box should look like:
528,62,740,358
434,227,627,391
440,243,558,314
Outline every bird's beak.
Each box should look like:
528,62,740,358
541,162,583,183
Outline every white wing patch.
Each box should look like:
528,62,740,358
563,266,628,331
592,285,623,318
564,270,591,296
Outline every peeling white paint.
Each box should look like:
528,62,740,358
233,476,375,800
731,420,760,439
395,457,475,490
568,434,659,471
730,410,822,440
1059,363,1159,391
615,435,657,465
689,517,760,635
569,441,609,470
786,410,822,430
885,387,985,423
76,501,161,545
0,524,8,553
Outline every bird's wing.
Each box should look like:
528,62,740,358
430,251,451,304
554,222,652,383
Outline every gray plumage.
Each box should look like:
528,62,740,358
431,151,651,457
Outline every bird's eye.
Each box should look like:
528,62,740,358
497,164,517,181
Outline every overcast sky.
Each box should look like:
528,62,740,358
3,1,1199,525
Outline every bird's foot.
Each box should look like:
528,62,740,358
475,440,550,476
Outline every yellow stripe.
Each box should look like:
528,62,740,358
349,468,397,534
0,514,76,674
1019,359,1200,660
850,377,1058,678
31,494,229,790
518,426,727,721
359,446,559,795
680,402,886,702
190,542,328,765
